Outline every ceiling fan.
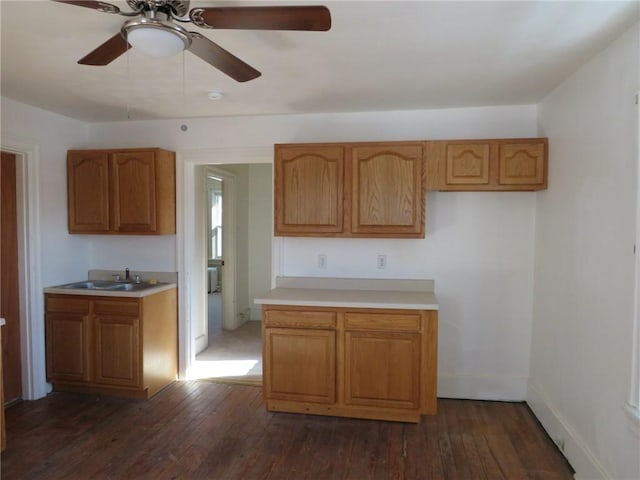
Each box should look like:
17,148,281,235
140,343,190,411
53,0,331,82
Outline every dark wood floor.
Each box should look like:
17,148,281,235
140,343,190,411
1,381,574,479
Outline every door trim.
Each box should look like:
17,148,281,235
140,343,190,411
1,136,46,400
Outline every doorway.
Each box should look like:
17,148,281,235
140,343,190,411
0,137,46,402
1,151,23,405
190,163,273,383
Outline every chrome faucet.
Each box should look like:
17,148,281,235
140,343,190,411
125,267,130,281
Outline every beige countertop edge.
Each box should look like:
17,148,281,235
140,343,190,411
43,283,177,298
254,288,439,311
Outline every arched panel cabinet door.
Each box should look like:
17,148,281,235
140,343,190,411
67,151,111,233
426,138,547,192
274,142,425,238
274,144,344,235
349,143,424,237
67,148,176,235
111,151,158,233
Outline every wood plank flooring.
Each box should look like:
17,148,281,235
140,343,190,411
1,381,574,479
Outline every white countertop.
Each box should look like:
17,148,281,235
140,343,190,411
254,277,438,310
43,282,177,298
44,269,177,298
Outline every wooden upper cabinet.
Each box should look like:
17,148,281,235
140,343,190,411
67,148,176,235
274,142,424,238
444,143,490,186
425,138,547,191
111,151,158,233
498,140,547,187
67,151,110,233
274,145,344,234
350,144,423,236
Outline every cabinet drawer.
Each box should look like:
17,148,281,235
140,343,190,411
94,299,140,317
264,310,336,329
345,312,420,332
46,296,90,314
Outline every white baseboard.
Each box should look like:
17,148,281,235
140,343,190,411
437,373,528,401
194,333,207,355
527,381,609,480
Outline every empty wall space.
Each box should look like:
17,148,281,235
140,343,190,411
532,22,640,480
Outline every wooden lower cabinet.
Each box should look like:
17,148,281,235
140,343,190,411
345,330,421,410
94,315,140,388
264,328,336,404
262,305,438,423
45,289,177,399
46,311,91,382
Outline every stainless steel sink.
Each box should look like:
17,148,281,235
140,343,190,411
55,281,158,291
107,283,142,291
58,281,112,289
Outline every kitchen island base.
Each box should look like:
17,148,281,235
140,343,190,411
262,304,438,423
265,399,426,423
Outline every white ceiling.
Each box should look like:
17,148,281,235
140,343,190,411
1,1,638,123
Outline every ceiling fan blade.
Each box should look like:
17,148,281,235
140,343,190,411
52,0,120,14
190,6,331,31
188,33,261,83
78,33,130,66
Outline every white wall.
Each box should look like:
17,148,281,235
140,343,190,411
87,104,540,400
1,98,91,287
1,97,91,399
248,164,273,320
531,22,640,480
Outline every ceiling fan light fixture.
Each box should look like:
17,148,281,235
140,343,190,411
123,18,191,58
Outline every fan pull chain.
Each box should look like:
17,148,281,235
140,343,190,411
126,41,131,120
182,50,186,107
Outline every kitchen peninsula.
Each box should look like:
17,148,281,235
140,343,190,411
254,277,438,423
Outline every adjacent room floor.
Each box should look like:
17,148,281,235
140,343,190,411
193,291,262,384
